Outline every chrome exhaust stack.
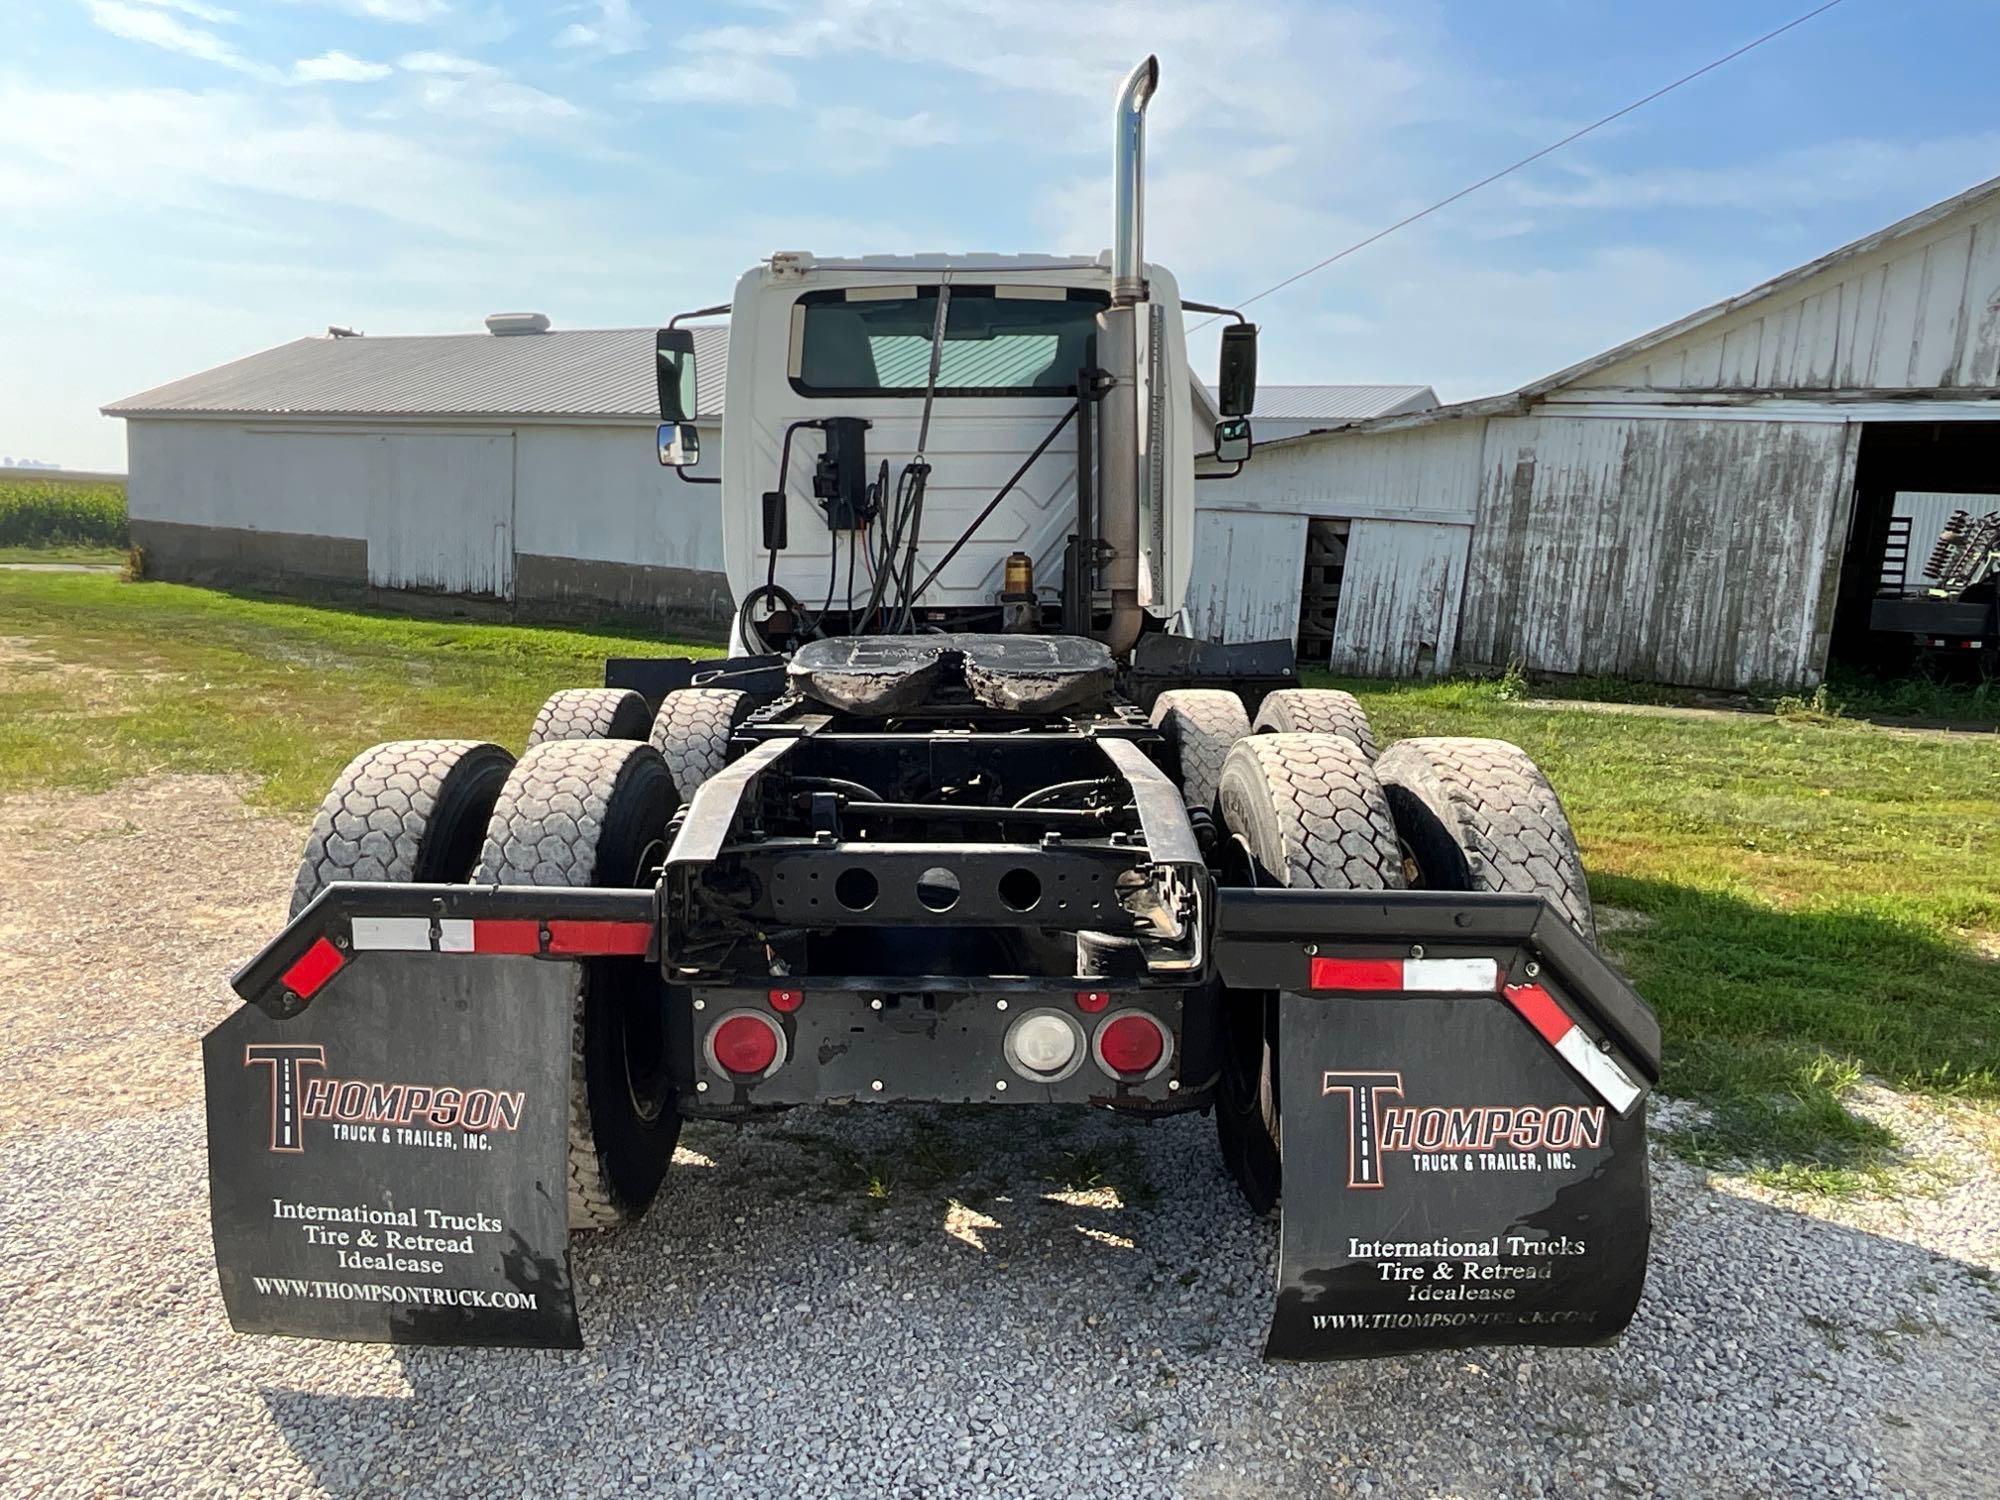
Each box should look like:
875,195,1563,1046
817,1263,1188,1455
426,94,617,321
1095,54,1158,656
1111,54,1159,307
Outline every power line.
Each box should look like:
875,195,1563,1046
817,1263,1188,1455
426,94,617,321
1191,0,1848,332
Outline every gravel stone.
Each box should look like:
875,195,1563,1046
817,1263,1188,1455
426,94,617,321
3,779,1998,1496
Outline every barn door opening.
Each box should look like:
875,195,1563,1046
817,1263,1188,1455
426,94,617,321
1827,421,1999,679
1296,519,1350,665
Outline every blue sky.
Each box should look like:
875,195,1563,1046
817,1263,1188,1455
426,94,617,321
5,0,1998,469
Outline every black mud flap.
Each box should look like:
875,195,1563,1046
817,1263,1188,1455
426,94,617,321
1215,889,1657,1362
205,883,659,1348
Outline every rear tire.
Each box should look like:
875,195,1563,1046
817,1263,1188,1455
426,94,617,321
290,739,514,918
1251,687,1377,761
475,740,681,1229
648,688,751,802
1149,689,1250,814
1374,737,1595,940
1213,733,1405,1216
525,687,652,748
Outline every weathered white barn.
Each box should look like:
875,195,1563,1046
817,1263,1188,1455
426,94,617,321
105,319,734,621
1199,174,2000,688
104,321,1428,630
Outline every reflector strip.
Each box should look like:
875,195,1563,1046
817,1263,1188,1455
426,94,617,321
1504,984,1642,1112
1309,956,1499,993
546,920,651,957
350,916,432,951
473,920,542,955
286,916,654,972
1404,958,1501,992
280,937,346,999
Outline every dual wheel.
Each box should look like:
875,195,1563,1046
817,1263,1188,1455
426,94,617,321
1149,687,1595,1216
289,684,752,1231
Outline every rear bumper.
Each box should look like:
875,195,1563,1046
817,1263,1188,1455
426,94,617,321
236,882,1656,1118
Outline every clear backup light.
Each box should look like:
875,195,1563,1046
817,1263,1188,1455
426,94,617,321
1004,1010,1086,1082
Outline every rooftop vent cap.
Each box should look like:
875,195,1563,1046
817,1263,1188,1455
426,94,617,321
485,312,552,336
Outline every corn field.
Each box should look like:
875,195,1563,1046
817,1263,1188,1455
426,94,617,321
0,476,127,549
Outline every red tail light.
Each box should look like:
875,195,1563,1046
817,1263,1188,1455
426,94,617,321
708,1013,783,1077
1094,1011,1169,1078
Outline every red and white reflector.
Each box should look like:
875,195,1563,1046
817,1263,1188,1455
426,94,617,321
1504,984,1642,1112
342,917,653,958
1308,956,1499,994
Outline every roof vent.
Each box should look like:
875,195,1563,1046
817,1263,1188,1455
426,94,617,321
485,312,551,336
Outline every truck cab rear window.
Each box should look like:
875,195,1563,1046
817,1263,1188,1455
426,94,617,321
792,285,1107,397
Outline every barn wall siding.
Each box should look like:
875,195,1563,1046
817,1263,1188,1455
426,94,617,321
1183,509,1308,644
1201,421,1486,523
1328,519,1470,677
124,416,731,613
1458,414,1852,690
512,423,724,573
1581,202,2000,394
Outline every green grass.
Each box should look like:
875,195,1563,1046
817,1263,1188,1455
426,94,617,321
0,545,127,566
1306,667,2000,1190
0,477,127,550
1,570,1994,1189
0,572,719,808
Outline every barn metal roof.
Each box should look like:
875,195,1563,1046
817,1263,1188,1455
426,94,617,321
103,325,732,423
1257,170,2000,449
103,321,1435,433
1215,384,1437,421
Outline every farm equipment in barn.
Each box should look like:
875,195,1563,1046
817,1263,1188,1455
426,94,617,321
204,58,1659,1361
1872,507,2000,675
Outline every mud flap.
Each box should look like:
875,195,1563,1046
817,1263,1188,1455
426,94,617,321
1264,989,1649,1360
204,952,582,1348
1213,887,1657,1362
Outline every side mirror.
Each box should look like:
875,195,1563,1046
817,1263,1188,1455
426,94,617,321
656,327,698,423
1217,321,1258,417
657,422,700,468
1213,417,1251,465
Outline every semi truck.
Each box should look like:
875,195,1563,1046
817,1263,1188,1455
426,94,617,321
205,57,1657,1359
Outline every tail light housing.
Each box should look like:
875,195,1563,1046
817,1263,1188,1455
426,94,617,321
1093,1010,1171,1080
1003,1009,1086,1082
705,1011,786,1079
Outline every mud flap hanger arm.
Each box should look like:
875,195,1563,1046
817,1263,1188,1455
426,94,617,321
1212,887,1660,1091
233,883,662,1021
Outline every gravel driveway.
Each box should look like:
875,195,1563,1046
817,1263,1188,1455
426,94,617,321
3,778,1997,1498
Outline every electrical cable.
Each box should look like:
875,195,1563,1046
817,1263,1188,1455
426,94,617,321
892,275,953,632
1188,0,1847,332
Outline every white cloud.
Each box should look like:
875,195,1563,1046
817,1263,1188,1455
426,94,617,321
293,49,393,83
556,0,644,56
1511,135,2000,214
393,51,582,126
85,0,275,77
294,0,450,21
397,48,481,74
812,107,959,172
634,56,797,108
0,81,531,236
125,0,238,21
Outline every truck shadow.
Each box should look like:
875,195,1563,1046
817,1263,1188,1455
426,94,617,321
255,1099,2000,1498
